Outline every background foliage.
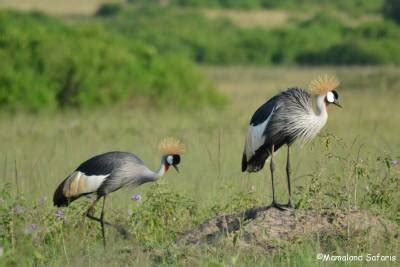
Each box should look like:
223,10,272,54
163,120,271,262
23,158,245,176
0,0,399,111
103,5,400,66
0,11,224,111
128,0,384,14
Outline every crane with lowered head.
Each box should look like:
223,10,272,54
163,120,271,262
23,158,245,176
53,137,185,247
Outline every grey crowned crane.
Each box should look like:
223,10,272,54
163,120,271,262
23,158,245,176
53,137,185,247
242,75,342,209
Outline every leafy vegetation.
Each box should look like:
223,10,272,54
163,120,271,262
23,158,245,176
383,0,400,24
95,3,123,17
102,6,400,66
1,1,400,111
296,19,400,65
0,11,225,112
128,0,384,15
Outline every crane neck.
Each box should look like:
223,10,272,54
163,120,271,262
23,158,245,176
315,94,328,117
137,158,168,184
154,157,168,179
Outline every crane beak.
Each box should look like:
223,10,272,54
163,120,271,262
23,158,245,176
173,164,180,173
333,101,342,108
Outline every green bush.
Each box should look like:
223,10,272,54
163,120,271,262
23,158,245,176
103,7,240,64
128,0,262,9
103,6,400,66
2,7,399,112
383,0,400,24
296,21,400,65
270,15,344,64
128,0,384,15
103,6,279,64
0,11,225,112
95,3,123,17
103,8,347,65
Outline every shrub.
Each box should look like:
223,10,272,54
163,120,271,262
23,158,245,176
103,6,279,64
383,0,400,24
104,7,400,66
0,11,225,112
128,0,384,15
296,21,400,65
95,3,123,17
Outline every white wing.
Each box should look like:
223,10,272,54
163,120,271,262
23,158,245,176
62,171,110,198
244,107,276,160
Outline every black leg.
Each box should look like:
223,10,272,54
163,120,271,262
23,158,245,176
85,196,130,246
85,196,100,220
269,145,285,210
270,144,276,203
100,196,106,248
285,145,293,208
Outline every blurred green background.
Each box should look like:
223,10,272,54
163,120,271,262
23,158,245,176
0,0,400,111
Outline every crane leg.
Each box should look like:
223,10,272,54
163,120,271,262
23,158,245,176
100,196,107,248
270,144,284,211
85,196,131,247
285,145,293,208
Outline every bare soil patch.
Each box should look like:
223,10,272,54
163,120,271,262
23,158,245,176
177,206,399,253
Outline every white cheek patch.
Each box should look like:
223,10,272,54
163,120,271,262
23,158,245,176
326,92,335,103
167,155,173,165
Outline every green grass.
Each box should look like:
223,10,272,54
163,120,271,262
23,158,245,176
1,66,399,265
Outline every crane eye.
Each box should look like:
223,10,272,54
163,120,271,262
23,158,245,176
173,154,181,164
166,155,174,165
326,91,335,103
332,90,339,99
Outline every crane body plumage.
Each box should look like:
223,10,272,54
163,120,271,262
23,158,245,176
241,75,341,209
53,152,163,207
242,88,328,172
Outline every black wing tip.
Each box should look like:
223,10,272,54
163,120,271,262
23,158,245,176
53,179,70,207
53,195,69,207
244,154,267,173
53,190,69,207
241,153,247,172
53,191,75,207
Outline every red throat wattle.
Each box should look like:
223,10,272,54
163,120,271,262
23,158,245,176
164,163,170,172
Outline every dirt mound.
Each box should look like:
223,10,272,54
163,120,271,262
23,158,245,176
177,206,399,252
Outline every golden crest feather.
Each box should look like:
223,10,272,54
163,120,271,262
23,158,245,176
159,137,185,155
309,74,340,95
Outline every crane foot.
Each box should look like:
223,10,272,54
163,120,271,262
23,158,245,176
270,201,286,211
281,201,294,209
